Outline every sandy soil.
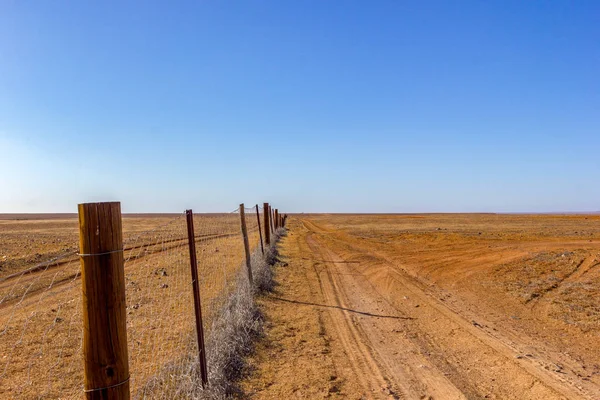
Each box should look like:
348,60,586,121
243,214,600,399
0,213,261,399
0,214,183,277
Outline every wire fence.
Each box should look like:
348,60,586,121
0,204,286,399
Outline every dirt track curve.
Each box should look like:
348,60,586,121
244,216,600,399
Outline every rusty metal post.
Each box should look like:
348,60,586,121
255,204,264,255
186,210,209,388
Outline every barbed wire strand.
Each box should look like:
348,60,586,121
0,208,272,399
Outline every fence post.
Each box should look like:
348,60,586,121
239,204,253,285
275,209,279,230
185,210,208,388
255,204,264,255
269,206,274,234
78,202,130,400
263,203,271,246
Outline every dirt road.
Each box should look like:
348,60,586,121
244,215,600,399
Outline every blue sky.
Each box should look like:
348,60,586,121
1,1,599,213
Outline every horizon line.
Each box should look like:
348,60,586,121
1,211,599,221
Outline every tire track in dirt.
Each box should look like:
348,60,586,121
306,233,398,398
317,227,600,398
528,255,599,305
303,221,466,399
524,257,588,305
300,219,588,399
0,232,239,312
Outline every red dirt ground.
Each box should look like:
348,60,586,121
243,214,600,399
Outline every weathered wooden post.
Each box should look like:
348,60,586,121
255,204,264,255
185,210,208,388
275,209,279,230
78,202,130,400
269,206,274,234
239,204,253,285
263,203,271,246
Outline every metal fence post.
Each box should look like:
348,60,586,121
185,210,208,388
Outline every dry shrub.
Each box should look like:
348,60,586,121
265,228,286,266
141,227,286,399
252,249,274,293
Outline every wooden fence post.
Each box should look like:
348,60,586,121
255,204,264,255
78,202,130,400
269,206,274,234
275,209,279,230
239,204,253,285
263,203,271,246
185,210,208,388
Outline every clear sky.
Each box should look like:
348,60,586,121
1,1,599,213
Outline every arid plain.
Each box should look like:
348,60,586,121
2,213,600,399
243,214,600,399
0,213,257,398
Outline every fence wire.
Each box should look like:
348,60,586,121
0,206,272,399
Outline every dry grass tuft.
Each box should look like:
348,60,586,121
141,227,286,399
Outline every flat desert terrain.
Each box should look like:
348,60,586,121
0,214,183,277
3,213,600,399
244,214,600,399
0,213,258,398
